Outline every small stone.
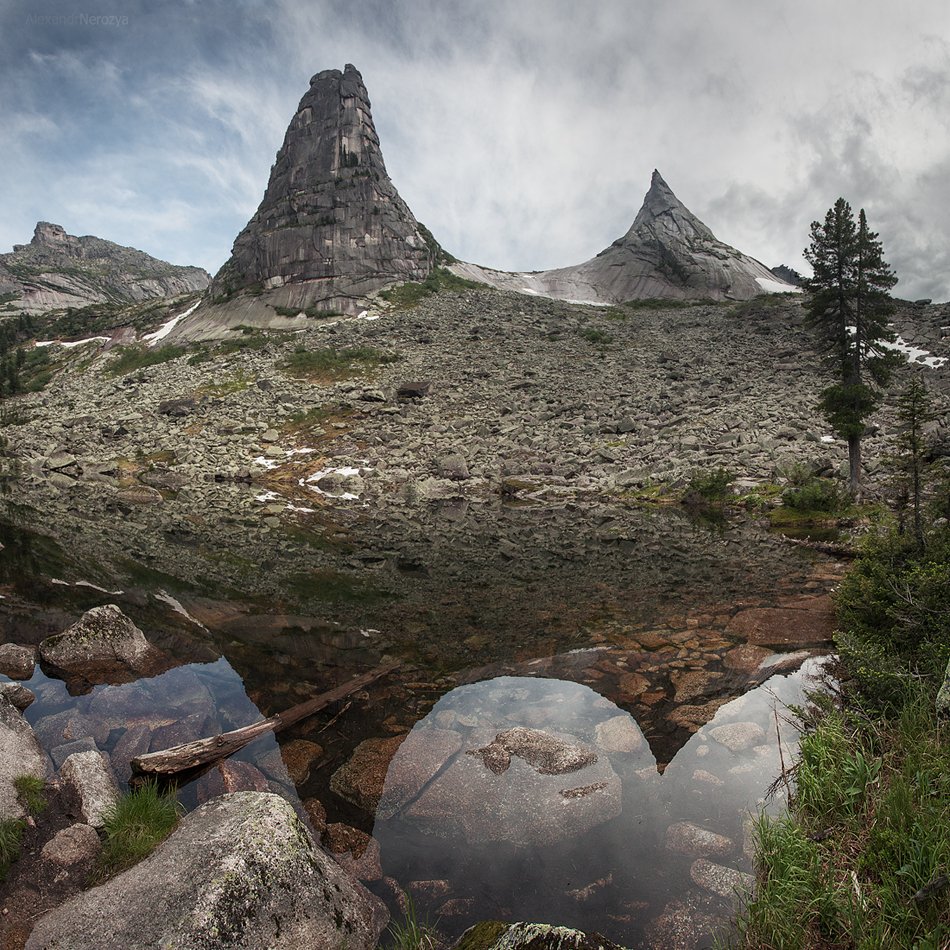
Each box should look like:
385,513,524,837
0,681,35,711
280,738,323,786
323,823,382,882
690,858,755,900
261,428,280,442
330,735,405,814
301,797,327,836
195,760,269,803
41,823,101,867
594,715,645,754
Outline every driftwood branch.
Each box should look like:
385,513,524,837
131,659,399,781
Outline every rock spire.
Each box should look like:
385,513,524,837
211,64,437,314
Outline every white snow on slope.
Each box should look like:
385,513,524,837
143,300,201,346
35,336,111,348
881,336,948,369
755,277,802,294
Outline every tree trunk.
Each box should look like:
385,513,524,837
848,435,862,501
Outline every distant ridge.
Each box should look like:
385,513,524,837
0,222,210,314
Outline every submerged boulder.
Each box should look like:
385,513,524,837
25,791,387,950
38,604,168,690
453,921,627,949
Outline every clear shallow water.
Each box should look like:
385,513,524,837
372,666,822,946
0,490,839,947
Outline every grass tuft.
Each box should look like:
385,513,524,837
0,818,25,881
385,895,439,950
14,774,46,815
99,781,181,875
107,344,187,376
281,345,397,383
379,267,479,310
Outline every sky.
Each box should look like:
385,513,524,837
2,0,950,300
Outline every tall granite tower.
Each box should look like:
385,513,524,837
211,64,437,314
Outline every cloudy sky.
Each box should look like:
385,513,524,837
3,0,950,299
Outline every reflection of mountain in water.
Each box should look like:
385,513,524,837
372,664,822,947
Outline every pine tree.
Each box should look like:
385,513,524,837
803,199,898,498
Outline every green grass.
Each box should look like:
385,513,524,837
107,344,187,376
0,818,25,882
379,266,479,310
385,895,439,950
14,774,46,815
280,345,397,382
578,327,614,346
683,467,734,505
99,782,181,875
734,692,950,949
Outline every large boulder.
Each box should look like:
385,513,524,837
25,792,387,950
0,642,36,680
59,750,120,829
0,694,50,820
38,605,168,690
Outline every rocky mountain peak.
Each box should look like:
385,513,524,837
32,222,71,247
626,170,716,246
209,63,437,316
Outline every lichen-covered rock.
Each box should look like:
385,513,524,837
59,749,120,829
454,921,627,949
25,791,387,950
0,694,50,820
38,604,166,688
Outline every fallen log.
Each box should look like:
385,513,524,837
779,535,857,558
131,659,399,782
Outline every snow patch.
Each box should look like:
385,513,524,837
820,435,835,444
252,456,280,470
143,300,200,346
154,590,207,630
36,336,111,348
881,336,948,369
755,276,802,294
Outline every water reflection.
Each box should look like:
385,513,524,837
373,662,824,946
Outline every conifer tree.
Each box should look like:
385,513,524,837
803,199,898,498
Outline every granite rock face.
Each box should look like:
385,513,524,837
25,791,387,950
207,64,437,320
451,170,798,304
0,221,209,314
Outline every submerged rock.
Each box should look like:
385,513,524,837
689,858,754,900
330,734,405,814
467,726,597,776
25,791,387,950
665,821,733,858
453,921,627,949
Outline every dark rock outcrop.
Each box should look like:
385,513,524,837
451,170,798,304
206,63,437,321
1,222,210,313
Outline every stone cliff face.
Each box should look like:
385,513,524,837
210,64,437,315
451,171,797,303
0,222,210,313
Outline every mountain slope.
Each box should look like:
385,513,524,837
0,222,210,314
450,171,797,303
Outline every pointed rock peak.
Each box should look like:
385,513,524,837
211,63,437,313
628,171,716,243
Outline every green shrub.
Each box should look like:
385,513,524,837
782,477,847,512
99,782,181,875
683,467,734,504
380,267,478,310
578,327,614,345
